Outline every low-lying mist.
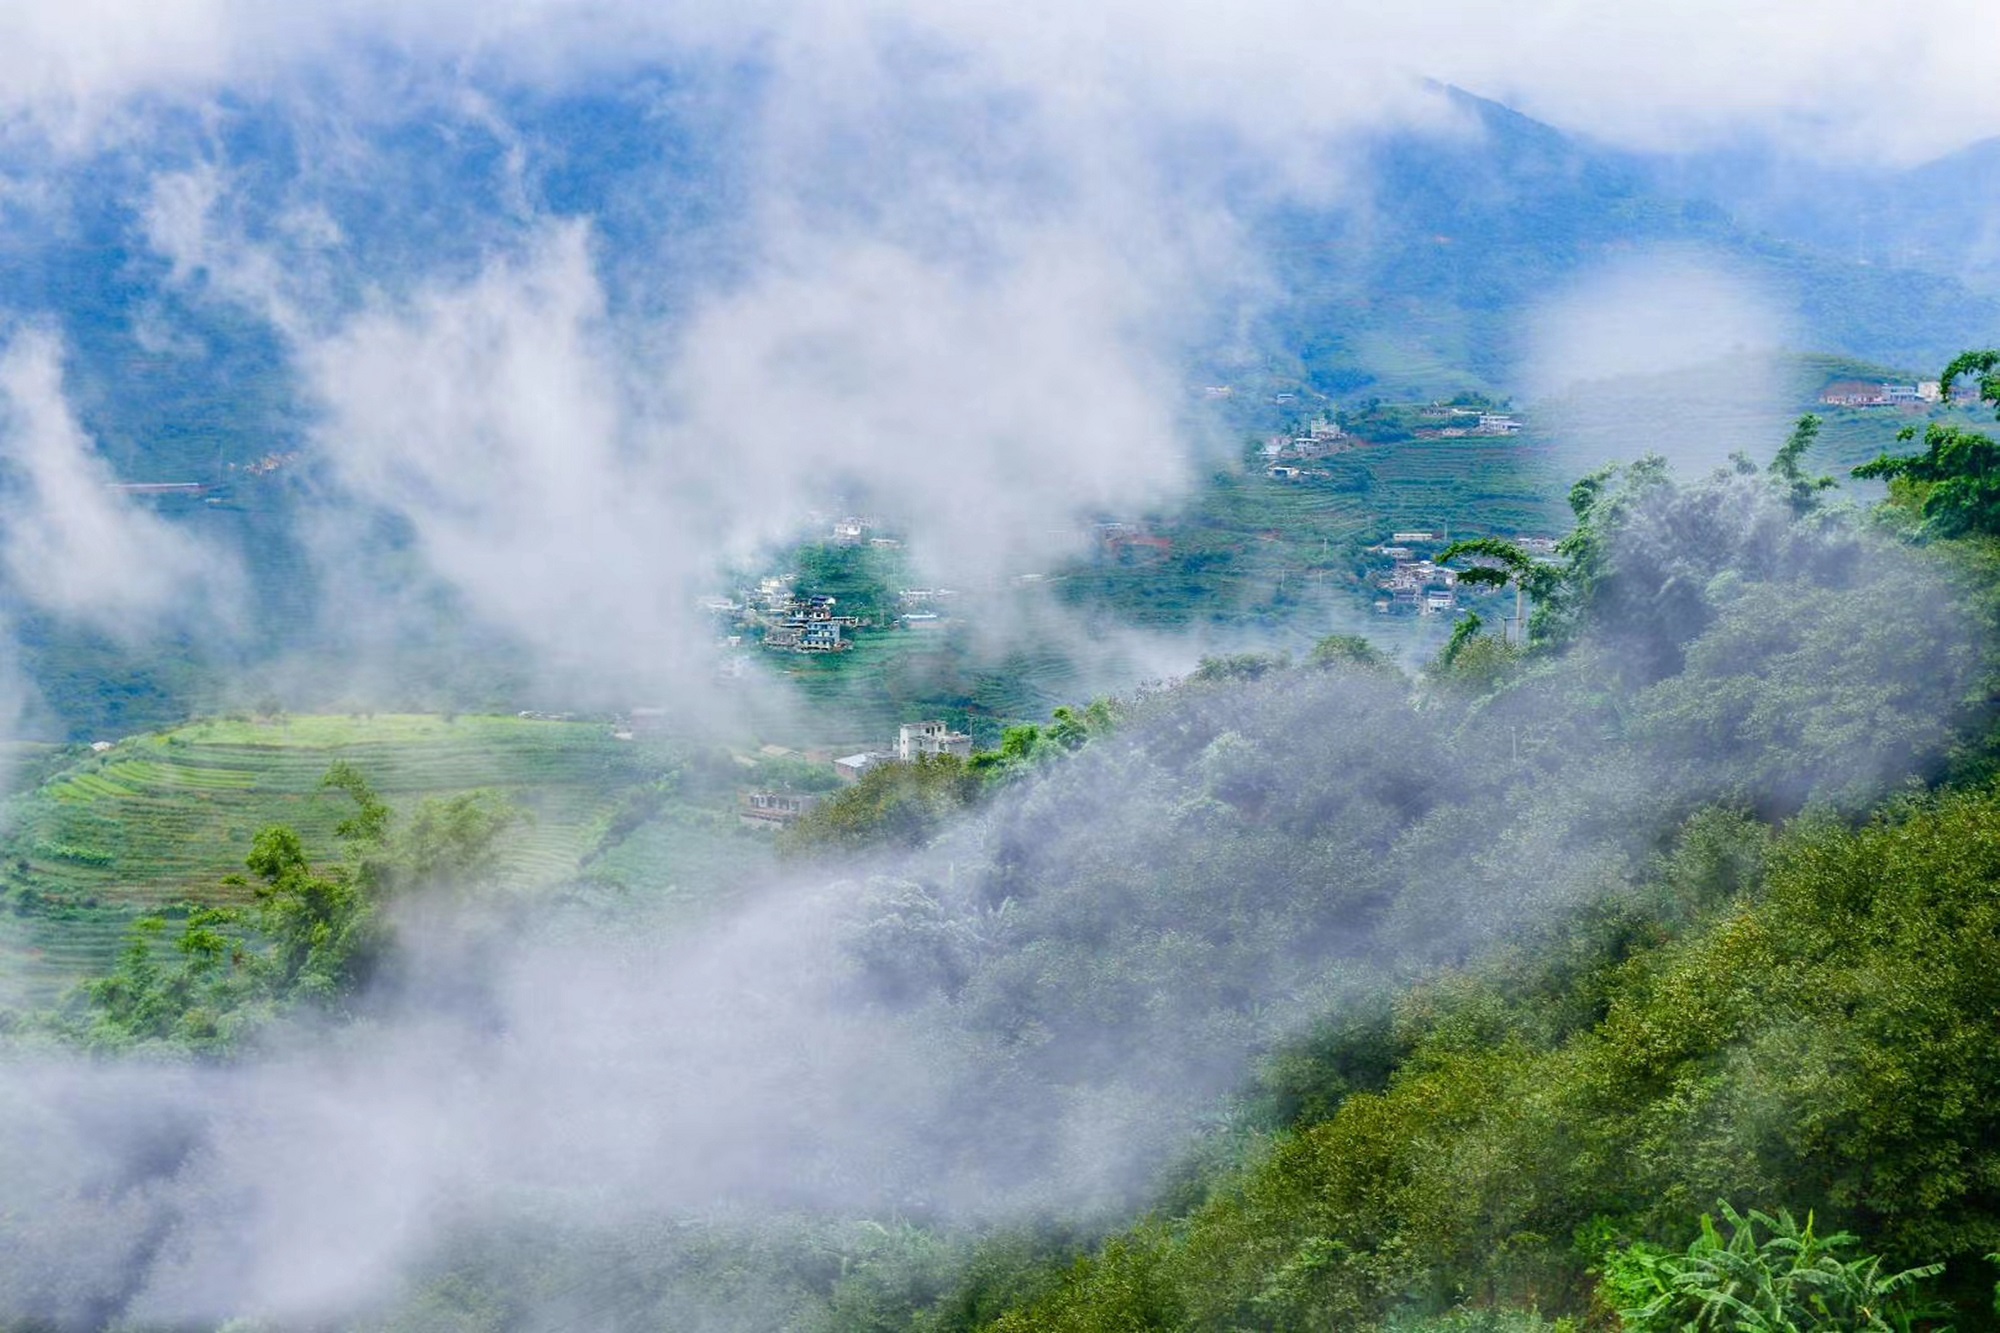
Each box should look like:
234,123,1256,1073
0,460,1985,1328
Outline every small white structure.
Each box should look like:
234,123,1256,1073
897,720,973,762
835,752,887,782
739,790,820,828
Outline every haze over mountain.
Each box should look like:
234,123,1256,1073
2,57,1996,734
11,7,2000,1332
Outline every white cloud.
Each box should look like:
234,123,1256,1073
1523,250,1797,476
292,200,1198,696
2,0,1997,163
0,328,242,635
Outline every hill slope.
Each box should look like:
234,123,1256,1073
0,714,767,1004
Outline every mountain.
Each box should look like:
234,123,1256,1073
1231,87,2000,403
1637,131,2000,294
2,77,1997,739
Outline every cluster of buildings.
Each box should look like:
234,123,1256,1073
1817,380,1944,409
1370,539,1461,616
1366,530,1560,618
738,720,974,828
698,517,932,660
762,591,861,653
831,720,975,781
896,587,959,631
234,450,300,477
705,578,866,654
1261,421,1351,479
696,578,872,655
830,515,905,549
1415,405,1523,438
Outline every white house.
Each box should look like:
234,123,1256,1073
738,791,820,828
835,752,887,782
897,720,973,761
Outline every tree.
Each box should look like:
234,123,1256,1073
1048,700,1119,751
1430,610,1523,695
1436,538,1553,645
1770,413,1837,515
70,763,517,1045
779,754,983,854
1310,633,1397,674
1853,350,2000,538
241,823,374,1002
1441,610,1486,666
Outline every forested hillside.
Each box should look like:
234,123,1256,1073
12,377,2000,1330
13,5,2000,1329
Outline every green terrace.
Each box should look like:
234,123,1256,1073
0,714,769,1006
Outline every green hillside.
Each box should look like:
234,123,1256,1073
0,714,770,1005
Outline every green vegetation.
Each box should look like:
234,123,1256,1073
1856,349,2000,538
60,764,516,1050
1769,414,1838,514
1602,1204,1949,1333
779,701,1122,854
342,397,2000,1325
776,627,1090,746
0,714,771,1005
22,352,2000,1331
1057,435,1567,635
792,541,901,627
808,371,2000,1332
723,377,1999,1331
779,755,985,854
961,785,2000,1329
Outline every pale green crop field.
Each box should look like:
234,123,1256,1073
0,714,771,1007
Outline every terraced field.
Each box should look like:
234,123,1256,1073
0,714,768,1005
1053,431,1570,634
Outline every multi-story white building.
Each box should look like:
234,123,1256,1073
897,720,973,762
738,791,821,828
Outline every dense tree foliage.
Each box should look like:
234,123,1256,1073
938,783,2000,1329
779,754,985,855
56,764,515,1051
24,371,2000,1330
1854,349,2000,538
771,415,1999,1331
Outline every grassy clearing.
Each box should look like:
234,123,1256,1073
0,714,771,1006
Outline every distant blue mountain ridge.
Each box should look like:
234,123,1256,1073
1237,86,2000,401
0,76,1993,485
0,73,1996,734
